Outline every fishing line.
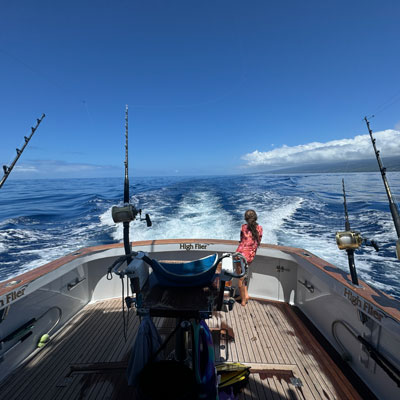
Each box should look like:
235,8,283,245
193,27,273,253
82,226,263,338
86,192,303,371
121,275,127,342
82,100,95,127
374,89,400,113
365,88,400,119
375,97,400,116
0,47,64,91
130,17,247,110
130,75,246,110
126,275,131,327
1,47,98,131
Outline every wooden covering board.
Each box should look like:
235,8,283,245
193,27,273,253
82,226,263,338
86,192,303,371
0,298,362,399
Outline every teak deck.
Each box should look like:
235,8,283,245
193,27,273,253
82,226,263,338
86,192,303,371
0,298,362,400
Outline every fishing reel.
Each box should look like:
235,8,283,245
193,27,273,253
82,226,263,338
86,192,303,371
335,231,379,251
336,231,362,250
112,204,152,227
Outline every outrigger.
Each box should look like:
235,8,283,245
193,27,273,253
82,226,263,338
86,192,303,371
0,114,45,189
364,116,400,257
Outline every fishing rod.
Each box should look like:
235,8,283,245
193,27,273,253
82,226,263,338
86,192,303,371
0,114,45,189
336,179,360,285
336,179,379,285
110,106,152,331
111,105,152,264
364,117,400,258
123,104,132,263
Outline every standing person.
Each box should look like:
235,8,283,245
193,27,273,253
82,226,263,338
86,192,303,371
236,209,263,306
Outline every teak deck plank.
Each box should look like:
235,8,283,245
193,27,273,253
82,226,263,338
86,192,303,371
270,301,335,399
271,301,335,399
226,307,241,362
248,300,279,364
0,297,363,400
261,300,328,399
42,299,131,400
56,301,121,400
272,301,340,399
2,299,107,400
241,306,264,364
58,301,143,400
252,300,322,399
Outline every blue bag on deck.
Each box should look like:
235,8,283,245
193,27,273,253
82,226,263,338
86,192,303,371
126,315,162,386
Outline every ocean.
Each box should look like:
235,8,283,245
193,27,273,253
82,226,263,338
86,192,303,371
0,173,399,300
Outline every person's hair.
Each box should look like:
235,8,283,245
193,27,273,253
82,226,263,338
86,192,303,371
245,209,260,244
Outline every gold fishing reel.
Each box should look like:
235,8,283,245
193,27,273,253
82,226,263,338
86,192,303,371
335,231,363,250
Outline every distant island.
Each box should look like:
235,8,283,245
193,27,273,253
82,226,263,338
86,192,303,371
267,156,400,174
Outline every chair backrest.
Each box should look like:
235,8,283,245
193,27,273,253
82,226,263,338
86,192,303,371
150,254,219,287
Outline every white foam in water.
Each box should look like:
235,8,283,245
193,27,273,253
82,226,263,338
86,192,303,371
101,191,239,242
3,174,400,298
0,219,104,282
280,210,354,272
277,196,400,296
99,190,305,247
243,195,304,245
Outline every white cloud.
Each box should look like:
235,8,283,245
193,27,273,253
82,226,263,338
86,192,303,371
14,165,39,173
242,129,400,168
10,160,121,178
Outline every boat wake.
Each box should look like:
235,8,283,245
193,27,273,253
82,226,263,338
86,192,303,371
100,186,303,246
1,174,399,299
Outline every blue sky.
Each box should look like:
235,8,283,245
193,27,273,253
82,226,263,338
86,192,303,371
1,0,400,178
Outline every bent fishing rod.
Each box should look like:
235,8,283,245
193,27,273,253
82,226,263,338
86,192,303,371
0,114,45,189
364,117,400,257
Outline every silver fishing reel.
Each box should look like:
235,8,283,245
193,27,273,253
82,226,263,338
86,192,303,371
112,204,138,223
112,204,152,226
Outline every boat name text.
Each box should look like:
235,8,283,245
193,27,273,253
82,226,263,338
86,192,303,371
344,288,384,322
0,286,28,308
180,243,209,251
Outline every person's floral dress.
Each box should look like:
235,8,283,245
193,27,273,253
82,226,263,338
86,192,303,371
236,224,263,264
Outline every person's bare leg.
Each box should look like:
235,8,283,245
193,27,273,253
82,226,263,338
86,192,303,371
236,277,244,301
240,285,247,306
244,285,249,302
